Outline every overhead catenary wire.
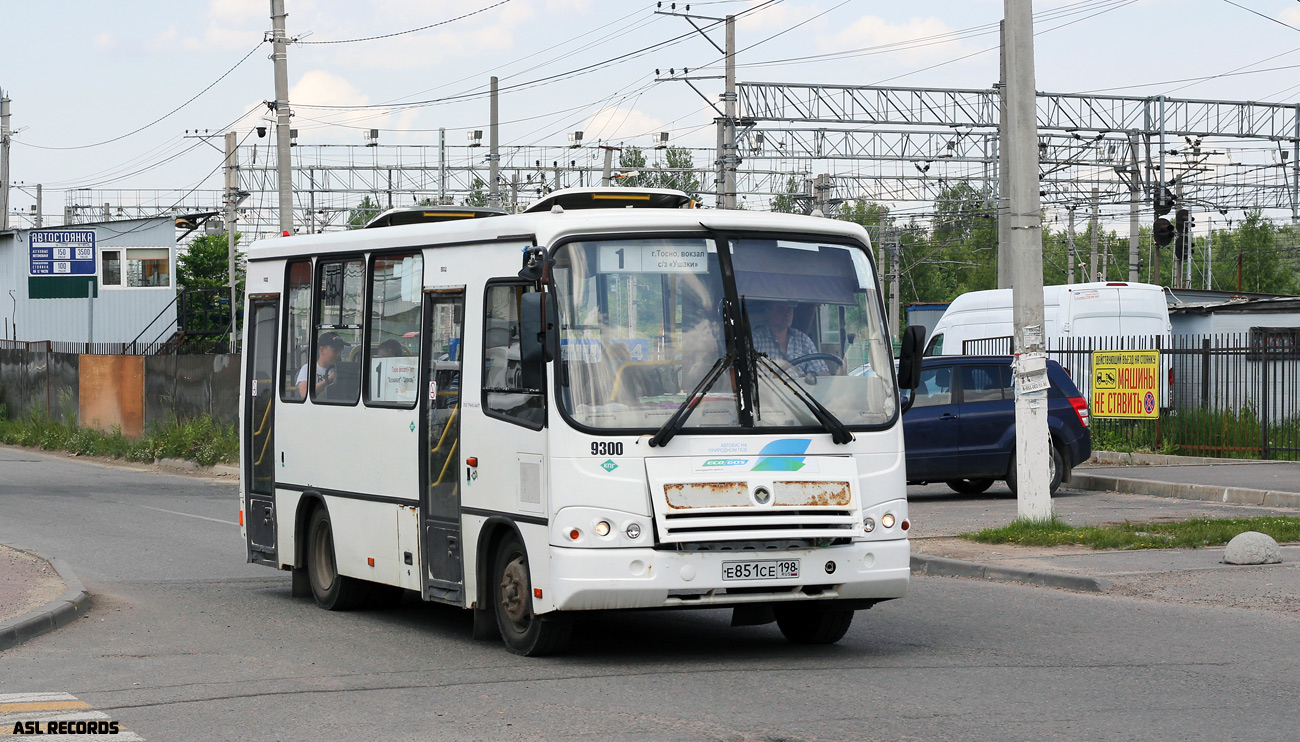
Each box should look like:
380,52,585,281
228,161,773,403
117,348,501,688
296,0,514,45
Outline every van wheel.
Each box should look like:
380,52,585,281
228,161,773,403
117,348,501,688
306,506,372,610
1005,444,1064,496
774,604,854,644
492,536,571,656
946,478,994,495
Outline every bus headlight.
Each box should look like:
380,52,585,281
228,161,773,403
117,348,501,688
881,513,896,529
594,520,611,537
863,517,875,533
626,522,642,539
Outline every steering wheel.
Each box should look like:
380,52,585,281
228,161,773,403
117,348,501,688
787,352,845,370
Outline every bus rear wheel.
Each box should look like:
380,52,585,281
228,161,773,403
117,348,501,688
492,536,570,656
306,506,371,611
774,603,854,644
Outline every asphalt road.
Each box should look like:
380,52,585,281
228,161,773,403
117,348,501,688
2,446,1298,741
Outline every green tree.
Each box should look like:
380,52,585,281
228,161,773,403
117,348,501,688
178,232,244,292
616,146,701,199
346,195,384,228
770,176,804,214
465,177,488,207
1207,211,1298,294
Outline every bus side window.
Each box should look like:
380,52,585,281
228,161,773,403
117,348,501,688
281,260,313,402
482,282,545,427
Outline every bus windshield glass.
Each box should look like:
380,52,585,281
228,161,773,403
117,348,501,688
552,235,897,432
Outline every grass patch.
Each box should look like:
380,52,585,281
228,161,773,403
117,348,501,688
963,515,1300,550
0,404,237,467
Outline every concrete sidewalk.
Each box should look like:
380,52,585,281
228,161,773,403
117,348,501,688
0,544,90,651
1072,454,1300,507
910,453,1300,609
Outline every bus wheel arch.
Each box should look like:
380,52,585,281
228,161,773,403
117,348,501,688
477,521,570,655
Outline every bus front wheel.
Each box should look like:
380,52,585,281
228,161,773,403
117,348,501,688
774,603,854,644
306,506,371,611
492,536,570,656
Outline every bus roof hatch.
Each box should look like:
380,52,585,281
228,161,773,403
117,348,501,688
523,187,694,213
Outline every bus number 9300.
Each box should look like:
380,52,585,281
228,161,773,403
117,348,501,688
591,441,623,456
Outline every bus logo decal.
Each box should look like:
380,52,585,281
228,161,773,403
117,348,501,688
752,438,810,472
601,459,619,472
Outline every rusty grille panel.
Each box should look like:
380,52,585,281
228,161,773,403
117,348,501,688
773,481,851,507
664,482,749,510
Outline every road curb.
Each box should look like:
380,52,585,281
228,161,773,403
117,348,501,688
0,548,91,652
911,553,1111,593
1071,472,1300,509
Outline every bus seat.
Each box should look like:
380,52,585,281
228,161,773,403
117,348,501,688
325,361,361,401
609,361,680,404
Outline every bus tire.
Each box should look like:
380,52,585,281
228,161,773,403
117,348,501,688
774,603,854,645
306,506,372,611
492,536,570,656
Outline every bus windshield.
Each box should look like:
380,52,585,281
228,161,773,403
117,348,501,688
552,235,897,432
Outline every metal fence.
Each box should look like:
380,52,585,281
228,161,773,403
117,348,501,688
959,333,1300,459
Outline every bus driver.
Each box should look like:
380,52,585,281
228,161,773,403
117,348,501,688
297,331,345,398
751,300,830,376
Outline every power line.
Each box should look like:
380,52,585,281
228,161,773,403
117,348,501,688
297,0,513,45
15,41,263,151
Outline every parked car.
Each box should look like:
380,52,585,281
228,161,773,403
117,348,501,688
903,356,1091,495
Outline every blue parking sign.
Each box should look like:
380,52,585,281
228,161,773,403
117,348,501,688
29,231,96,276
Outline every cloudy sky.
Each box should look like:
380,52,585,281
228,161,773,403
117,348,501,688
4,0,1300,225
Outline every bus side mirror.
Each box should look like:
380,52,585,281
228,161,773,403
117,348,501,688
520,291,552,389
897,325,925,391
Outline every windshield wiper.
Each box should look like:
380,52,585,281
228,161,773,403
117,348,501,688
648,351,735,448
753,354,854,445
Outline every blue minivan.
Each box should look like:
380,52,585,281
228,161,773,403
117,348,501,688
903,356,1091,495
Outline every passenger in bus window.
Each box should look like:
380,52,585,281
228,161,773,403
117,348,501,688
374,339,405,358
752,300,830,376
297,332,345,398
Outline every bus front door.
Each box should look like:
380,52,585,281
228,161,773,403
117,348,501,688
421,290,466,604
244,296,279,566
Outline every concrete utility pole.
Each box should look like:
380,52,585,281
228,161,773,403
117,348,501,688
489,76,500,208
721,14,737,209
35,183,42,228
996,21,1011,289
225,132,240,353
1089,186,1099,281
1067,207,1076,284
1004,0,1052,521
438,128,446,204
601,146,616,187
270,0,294,235
886,229,901,335
1128,133,1142,282
1,89,11,232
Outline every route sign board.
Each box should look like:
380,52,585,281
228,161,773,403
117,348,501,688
29,230,97,276
1091,350,1160,418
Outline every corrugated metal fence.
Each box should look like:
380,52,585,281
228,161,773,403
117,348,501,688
0,343,239,431
960,333,1300,459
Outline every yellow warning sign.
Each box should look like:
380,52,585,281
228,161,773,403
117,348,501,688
1091,350,1160,418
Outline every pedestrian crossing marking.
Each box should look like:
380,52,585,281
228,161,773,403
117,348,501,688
0,693,143,740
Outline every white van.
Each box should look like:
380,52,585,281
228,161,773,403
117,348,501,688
924,281,1171,356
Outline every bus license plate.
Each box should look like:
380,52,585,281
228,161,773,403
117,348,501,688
721,560,800,581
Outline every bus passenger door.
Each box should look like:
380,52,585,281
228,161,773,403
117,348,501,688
421,290,466,604
244,296,279,566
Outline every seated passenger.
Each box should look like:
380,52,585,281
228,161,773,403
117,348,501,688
297,332,345,398
375,339,406,358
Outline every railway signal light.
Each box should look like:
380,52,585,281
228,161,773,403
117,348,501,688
1154,186,1176,216
1154,217,1175,247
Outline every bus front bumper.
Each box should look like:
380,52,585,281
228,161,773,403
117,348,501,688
545,539,909,612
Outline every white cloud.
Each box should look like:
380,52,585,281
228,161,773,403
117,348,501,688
821,15,968,66
582,106,665,144
1281,6,1300,27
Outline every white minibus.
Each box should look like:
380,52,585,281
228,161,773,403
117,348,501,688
239,188,923,655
